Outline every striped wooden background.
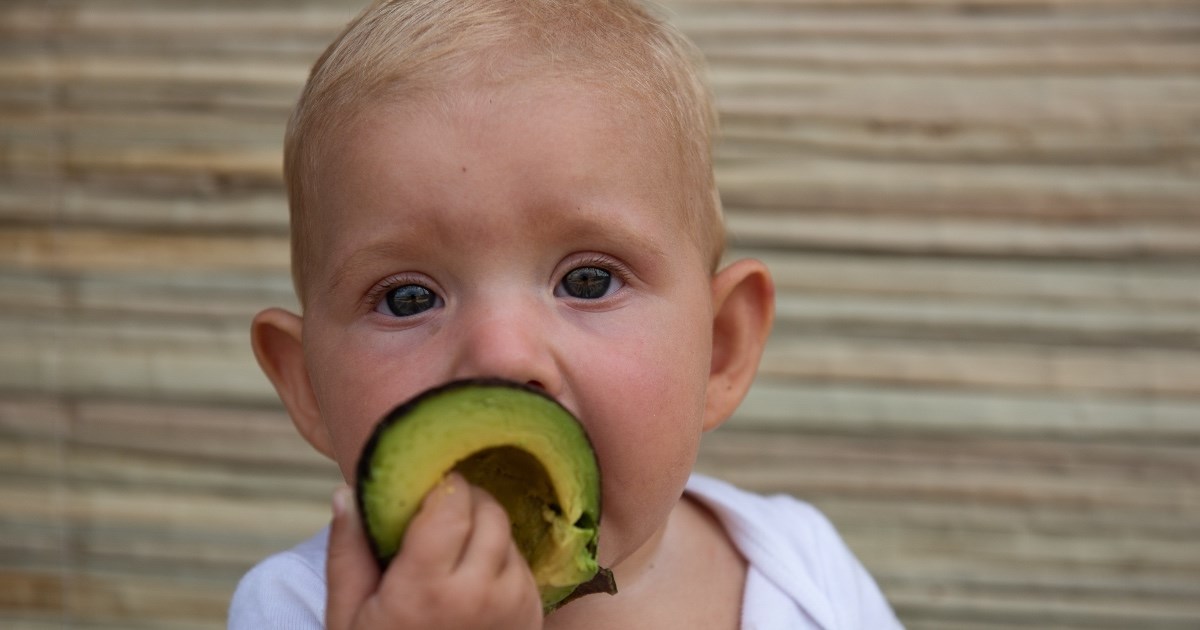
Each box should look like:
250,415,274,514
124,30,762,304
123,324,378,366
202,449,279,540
2,0,1198,628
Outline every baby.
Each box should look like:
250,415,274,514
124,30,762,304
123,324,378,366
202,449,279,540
229,0,901,628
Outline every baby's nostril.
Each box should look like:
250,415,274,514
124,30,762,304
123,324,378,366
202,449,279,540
526,380,546,392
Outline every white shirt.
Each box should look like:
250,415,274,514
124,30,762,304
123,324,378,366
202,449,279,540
229,474,902,629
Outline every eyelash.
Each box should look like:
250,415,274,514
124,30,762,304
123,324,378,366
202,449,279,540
363,273,432,313
563,254,631,286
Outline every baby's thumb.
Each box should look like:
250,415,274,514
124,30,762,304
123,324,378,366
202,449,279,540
325,485,380,630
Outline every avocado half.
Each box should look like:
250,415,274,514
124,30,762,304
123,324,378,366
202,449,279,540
355,378,617,613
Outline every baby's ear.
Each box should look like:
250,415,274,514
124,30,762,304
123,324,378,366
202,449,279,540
250,308,335,459
704,259,775,432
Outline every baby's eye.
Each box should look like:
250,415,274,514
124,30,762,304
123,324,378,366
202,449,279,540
377,284,440,317
556,266,619,300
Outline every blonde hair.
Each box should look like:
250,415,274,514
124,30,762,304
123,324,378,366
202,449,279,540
284,0,724,304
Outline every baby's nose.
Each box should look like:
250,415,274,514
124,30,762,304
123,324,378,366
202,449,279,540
450,305,560,395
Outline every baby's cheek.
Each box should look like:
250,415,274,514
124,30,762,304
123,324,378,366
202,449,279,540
594,388,703,535
308,364,392,481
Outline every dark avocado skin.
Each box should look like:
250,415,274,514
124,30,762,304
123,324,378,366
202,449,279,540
353,378,616,612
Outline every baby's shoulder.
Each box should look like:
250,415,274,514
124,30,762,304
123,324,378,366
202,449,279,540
227,529,328,629
686,474,903,629
687,474,850,566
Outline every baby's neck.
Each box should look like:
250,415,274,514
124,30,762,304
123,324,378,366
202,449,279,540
545,495,745,630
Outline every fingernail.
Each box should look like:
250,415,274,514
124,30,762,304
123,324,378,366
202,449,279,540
443,471,464,494
332,485,352,517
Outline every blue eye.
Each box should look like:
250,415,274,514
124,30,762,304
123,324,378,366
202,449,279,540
558,266,612,299
380,284,439,317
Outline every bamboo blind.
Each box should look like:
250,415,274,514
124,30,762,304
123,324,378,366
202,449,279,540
2,0,1198,628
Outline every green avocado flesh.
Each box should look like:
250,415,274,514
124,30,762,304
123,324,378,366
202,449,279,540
356,379,616,613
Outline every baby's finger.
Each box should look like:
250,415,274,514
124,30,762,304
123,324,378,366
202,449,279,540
461,485,516,578
498,540,542,623
325,485,380,630
398,471,473,574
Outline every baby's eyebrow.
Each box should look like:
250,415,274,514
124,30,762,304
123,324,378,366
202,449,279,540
324,240,408,297
553,207,671,262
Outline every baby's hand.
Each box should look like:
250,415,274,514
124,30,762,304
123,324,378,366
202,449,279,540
326,473,543,630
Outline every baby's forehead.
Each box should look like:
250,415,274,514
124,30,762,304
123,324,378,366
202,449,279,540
296,87,710,285
302,88,716,289
318,80,694,213
322,76,687,185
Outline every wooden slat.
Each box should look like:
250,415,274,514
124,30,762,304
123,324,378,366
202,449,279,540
755,250,1200,306
0,395,338,629
760,337,1200,396
717,158,1200,219
668,0,1200,9
728,211,1200,258
735,380,1200,440
0,227,289,273
675,11,1200,42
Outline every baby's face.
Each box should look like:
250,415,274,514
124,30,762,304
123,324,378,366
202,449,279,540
299,80,717,569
